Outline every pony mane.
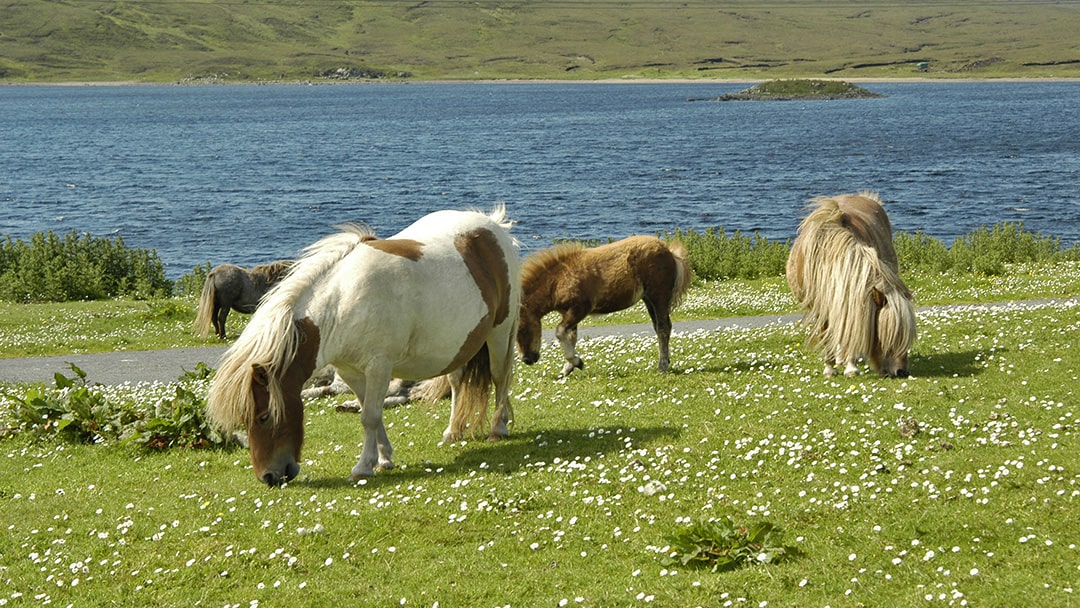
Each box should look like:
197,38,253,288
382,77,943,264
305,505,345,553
520,242,585,291
205,225,375,431
250,259,294,283
791,194,913,360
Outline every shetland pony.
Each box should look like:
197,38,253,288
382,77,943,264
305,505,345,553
785,193,916,378
205,207,520,486
517,235,691,377
195,260,293,339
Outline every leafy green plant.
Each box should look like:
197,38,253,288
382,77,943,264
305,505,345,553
6,364,118,443
660,517,801,572
2,363,224,449
127,363,224,450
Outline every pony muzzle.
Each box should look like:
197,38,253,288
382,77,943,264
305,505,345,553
260,460,300,487
522,351,540,365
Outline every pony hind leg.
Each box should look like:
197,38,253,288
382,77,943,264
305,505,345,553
212,303,229,339
485,329,517,441
643,298,673,373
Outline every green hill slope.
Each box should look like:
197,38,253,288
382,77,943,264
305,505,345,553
2,0,1079,82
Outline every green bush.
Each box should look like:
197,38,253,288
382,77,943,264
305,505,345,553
0,230,172,302
665,227,790,281
173,261,211,299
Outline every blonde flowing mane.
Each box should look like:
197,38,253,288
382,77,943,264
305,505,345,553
788,193,915,374
205,225,376,431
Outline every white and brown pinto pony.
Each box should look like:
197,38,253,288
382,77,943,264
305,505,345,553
786,193,916,378
517,235,692,377
206,207,521,486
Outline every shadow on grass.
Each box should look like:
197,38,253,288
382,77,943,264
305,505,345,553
302,423,681,490
912,348,991,378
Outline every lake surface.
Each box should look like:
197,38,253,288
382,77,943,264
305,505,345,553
1,81,1077,278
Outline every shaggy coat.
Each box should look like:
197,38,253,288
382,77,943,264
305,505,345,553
786,193,916,378
517,235,692,376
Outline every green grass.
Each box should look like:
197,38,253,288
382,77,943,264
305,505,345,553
1,260,1077,360
1,292,1078,606
2,0,1079,82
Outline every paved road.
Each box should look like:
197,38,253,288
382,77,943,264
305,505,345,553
3,297,1075,386
0,314,802,386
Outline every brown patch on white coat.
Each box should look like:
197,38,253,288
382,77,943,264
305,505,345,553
206,208,521,487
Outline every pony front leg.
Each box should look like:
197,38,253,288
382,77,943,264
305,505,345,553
555,322,584,377
343,368,395,480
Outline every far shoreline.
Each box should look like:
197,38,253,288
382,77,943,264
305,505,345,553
4,76,1080,87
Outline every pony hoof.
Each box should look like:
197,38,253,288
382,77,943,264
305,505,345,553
487,433,506,442
350,463,376,480
376,461,395,472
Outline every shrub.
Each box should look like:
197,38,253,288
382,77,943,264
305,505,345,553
0,230,172,302
665,227,790,281
173,262,212,299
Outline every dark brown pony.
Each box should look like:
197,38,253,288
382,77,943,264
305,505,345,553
194,260,293,339
786,192,916,378
517,235,692,376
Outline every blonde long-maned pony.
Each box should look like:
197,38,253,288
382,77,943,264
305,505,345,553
205,207,521,486
517,235,692,377
194,260,293,339
786,192,916,378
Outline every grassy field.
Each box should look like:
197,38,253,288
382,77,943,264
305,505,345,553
2,0,1079,82
1,261,1078,359
1,276,1078,605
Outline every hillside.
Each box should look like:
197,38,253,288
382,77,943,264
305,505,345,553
1,0,1079,82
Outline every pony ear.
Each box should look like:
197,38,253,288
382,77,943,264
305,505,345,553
871,287,887,308
251,364,270,388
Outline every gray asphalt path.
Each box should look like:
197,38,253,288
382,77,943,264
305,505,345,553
0,314,802,386
2,297,1074,386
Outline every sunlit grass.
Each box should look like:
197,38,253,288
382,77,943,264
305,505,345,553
1,296,1077,606
2,261,1077,360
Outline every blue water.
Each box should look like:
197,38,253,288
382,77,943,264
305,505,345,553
1,81,1077,278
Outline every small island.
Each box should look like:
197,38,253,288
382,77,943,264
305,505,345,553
697,79,885,102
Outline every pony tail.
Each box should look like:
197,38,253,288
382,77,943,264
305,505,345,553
194,276,216,338
417,374,452,403
446,343,493,439
667,240,693,310
486,203,514,231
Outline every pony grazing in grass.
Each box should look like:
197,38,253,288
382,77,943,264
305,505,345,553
195,260,293,339
786,192,916,378
205,207,520,486
517,235,691,377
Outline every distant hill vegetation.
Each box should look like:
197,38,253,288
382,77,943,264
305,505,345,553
1,0,1079,82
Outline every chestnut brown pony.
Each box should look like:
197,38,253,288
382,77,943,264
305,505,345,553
205,207,520,486
194,260,293,339
786,192,916,378
517,235,691,377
